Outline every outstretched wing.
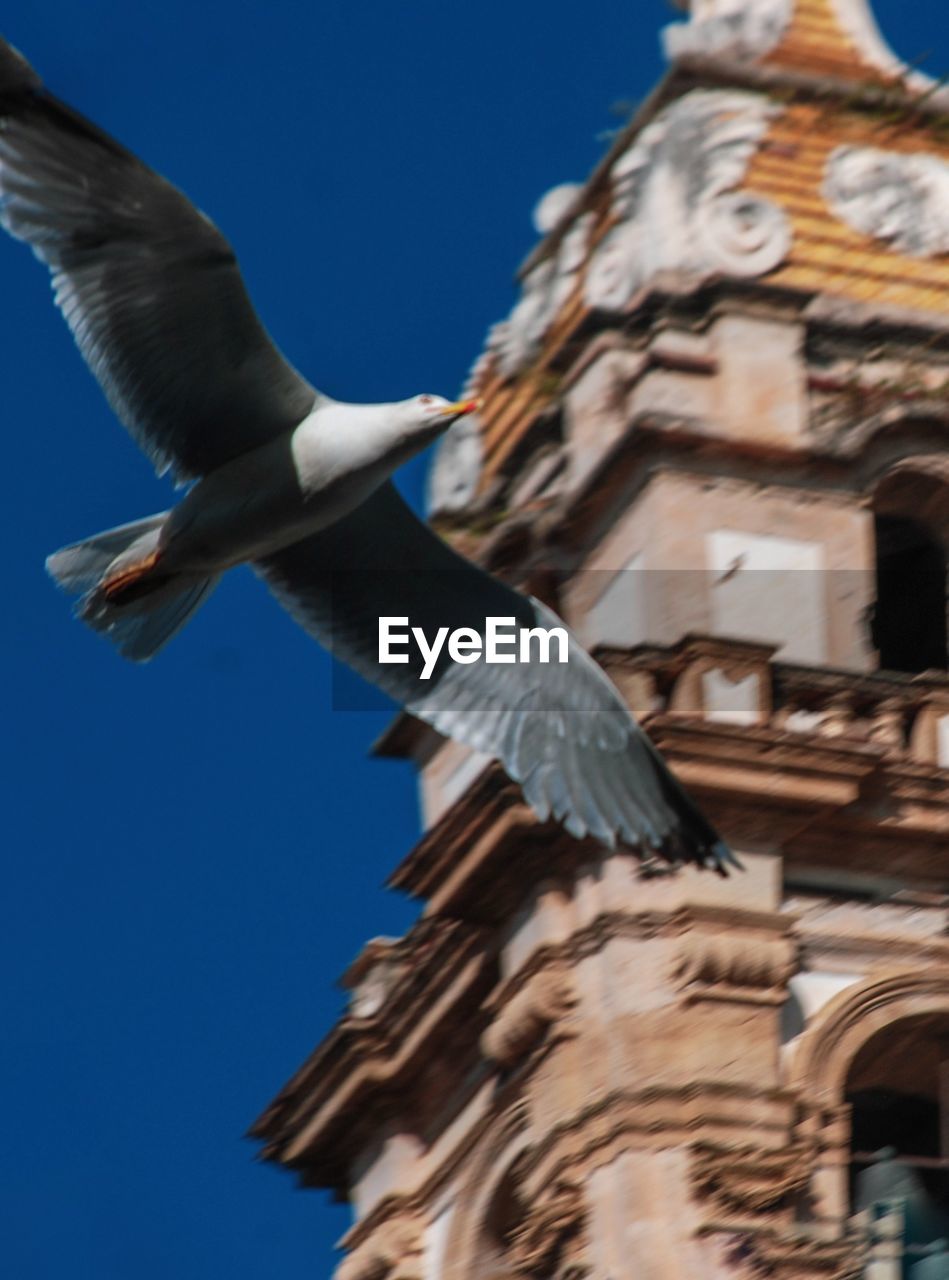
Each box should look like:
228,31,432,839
0,38,318,480
256,482,735,871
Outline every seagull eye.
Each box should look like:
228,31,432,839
418,395,434,406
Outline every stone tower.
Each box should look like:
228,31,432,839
250,2,949,1277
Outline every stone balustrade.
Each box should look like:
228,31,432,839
596,634,949,768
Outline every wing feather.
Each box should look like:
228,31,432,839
0,37,317,480
256,483,737,871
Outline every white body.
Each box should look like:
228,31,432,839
161,398,454,573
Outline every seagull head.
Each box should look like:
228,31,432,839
403,393,481,433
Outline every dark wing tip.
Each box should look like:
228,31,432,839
704,840,744,877
0,37,41,97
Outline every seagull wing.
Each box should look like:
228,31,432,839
0,38,318,481
256,482,735,870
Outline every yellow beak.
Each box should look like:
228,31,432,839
439,398,481,417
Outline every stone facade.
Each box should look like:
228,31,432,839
251,2,949,1277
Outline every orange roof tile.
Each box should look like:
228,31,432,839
765,0,894,83
747,101,949,312
469,3,949,487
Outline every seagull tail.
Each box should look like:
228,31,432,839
46,513,220,662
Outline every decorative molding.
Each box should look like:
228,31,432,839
484,906,790,1017
481,966,577,1067
507,1178,587,1278
690,1141,814,1214
673,931,797,1004
662,0,793,65
522,1084,799,1194
584,91,790,313
334,1215,426,1280
708,1225,860,1279
824,146,949,258
343,938,405,1019
493,209,595,377
789,968,949,1104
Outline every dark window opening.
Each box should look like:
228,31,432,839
848,1016,949,1274
871,515,948,674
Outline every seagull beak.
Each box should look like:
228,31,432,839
439,398,481,417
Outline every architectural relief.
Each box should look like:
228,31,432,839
481,966,577,1067
673,930,797,1002
507,1179,586,1278
690,1141,814,1215
824,146,949,257
663,0,793,65
584,91,790,312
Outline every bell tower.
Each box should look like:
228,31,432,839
251,3,949,1277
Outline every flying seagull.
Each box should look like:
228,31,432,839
0,37,736,872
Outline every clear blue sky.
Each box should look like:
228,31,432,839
0,2,941,1276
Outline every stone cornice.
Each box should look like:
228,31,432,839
521,1083,801,1192
248,916,493,1181
385,710,948,921
690,1139,816,1215
700,1222,860,1278
485,903,793,1014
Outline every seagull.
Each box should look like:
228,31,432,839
0,36,737,873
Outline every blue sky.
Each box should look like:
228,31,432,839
0,2,942,1276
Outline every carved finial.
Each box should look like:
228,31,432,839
662,0,793,65
341,937,403,1019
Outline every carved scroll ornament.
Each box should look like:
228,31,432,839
481,966,577,1067
673,931,797,1000
691,1142,814,1214
584,90,790,312
825,145,949,257
663,0,793,64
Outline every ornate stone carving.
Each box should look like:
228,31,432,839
494,206,595,377
481,966,578,1067
507,1178,586,1278
714,1227,860,1279
663,0,793,65
824,146,949,257
343,938,405,1019
335,1216,425,1280
673,932,797,1002
691,1141,814,1214
584,91,790,312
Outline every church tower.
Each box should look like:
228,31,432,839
251,3,949,1276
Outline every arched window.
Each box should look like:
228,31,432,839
847,1014,949,1261
871,514,948,674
